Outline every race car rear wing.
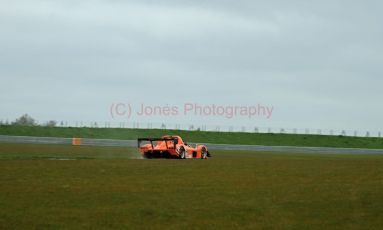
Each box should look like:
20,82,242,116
137,137,179,149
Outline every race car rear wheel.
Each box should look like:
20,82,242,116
201,147,207,159
178,147,185,159
143,152,152,159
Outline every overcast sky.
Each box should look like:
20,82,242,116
1,0,382,133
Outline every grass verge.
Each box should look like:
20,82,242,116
1,143,383,229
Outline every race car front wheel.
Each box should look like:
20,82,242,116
201,147,207,159
178,147,185,159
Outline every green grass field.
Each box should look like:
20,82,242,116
1,125,383,149
1,143,383,229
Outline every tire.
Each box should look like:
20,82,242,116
201,147,207,159
143,152,152,159
178,147,185,159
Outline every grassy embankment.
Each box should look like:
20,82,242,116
0,125,382,149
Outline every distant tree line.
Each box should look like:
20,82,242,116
0,114,57,127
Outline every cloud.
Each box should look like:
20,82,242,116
0,0,382,132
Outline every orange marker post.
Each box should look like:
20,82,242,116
72,138,82,146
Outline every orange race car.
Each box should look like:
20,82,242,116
137,135,210,159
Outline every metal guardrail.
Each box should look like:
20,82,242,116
1,135,383,154
202,143,383,154
0,135,73,145
0,135,136,147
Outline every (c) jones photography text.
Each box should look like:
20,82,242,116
110,103,274,120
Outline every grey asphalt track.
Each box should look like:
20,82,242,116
1,135,383,154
